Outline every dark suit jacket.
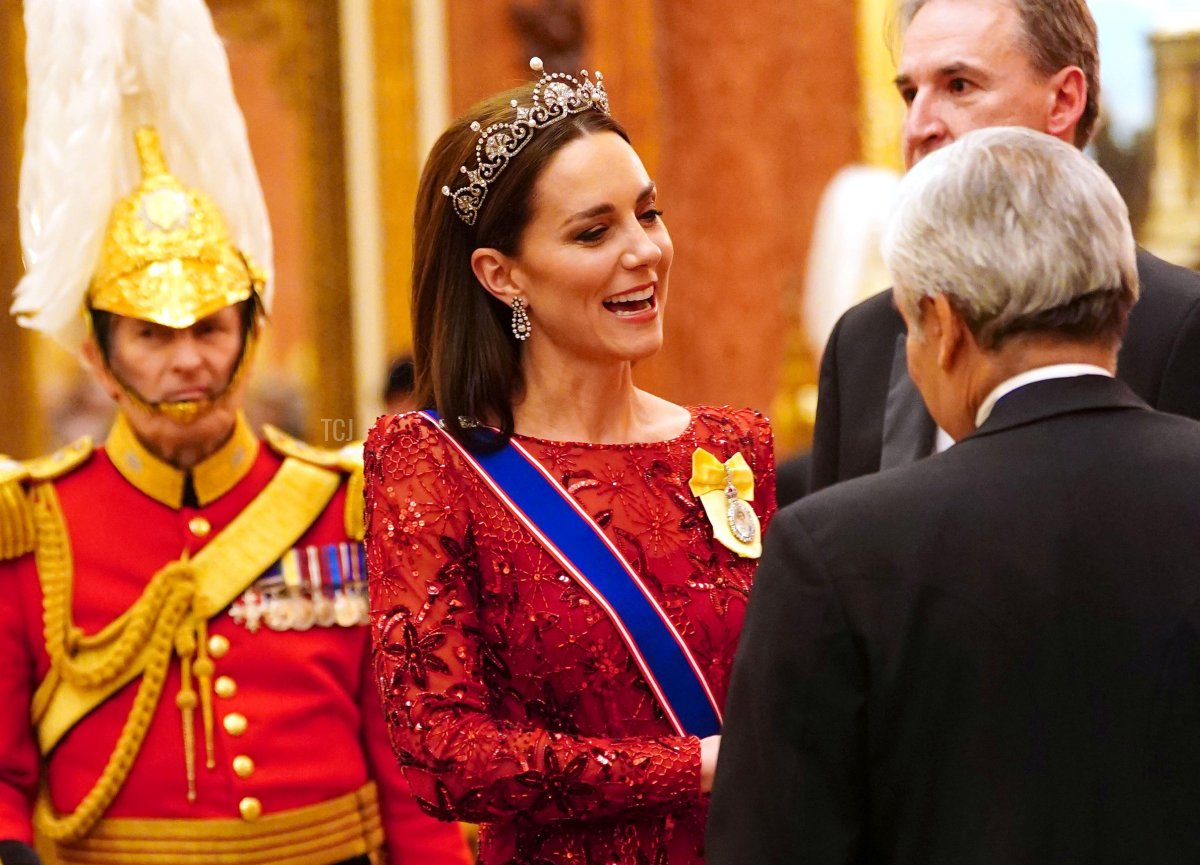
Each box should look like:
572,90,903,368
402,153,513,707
708,376,1200,865
806,249,1200,495
774,451,810,506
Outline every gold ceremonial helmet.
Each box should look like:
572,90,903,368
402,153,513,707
89,126,266,423
90,126,265,327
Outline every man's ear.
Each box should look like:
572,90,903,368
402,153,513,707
470,247,521,306
81,339,121,402
1045,65,1087,142
930,293,967,370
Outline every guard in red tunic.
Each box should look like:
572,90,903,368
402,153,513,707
0,4,471,865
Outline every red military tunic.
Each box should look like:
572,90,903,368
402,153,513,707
0,413,470,865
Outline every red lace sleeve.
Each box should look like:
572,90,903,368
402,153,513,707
364,415,701,826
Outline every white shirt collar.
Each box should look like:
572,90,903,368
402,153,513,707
974,363,1114,428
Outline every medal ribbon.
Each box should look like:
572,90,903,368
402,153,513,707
688,448,762,559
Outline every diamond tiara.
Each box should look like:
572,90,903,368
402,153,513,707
442,57,609,226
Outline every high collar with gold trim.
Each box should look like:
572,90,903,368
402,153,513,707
106,411,260,508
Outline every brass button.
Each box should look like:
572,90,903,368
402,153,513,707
238,796,262,822
188,516,212,537
207,635,230,658
214,676,237,699
232,755,255,778
223,712,248,737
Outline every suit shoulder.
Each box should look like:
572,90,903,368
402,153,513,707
0,437,94,560
1135,249,1200,316
1137,248,1200,295
838,288,901,332
826,288,905,366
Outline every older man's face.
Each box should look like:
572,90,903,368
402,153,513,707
896,0,1060,169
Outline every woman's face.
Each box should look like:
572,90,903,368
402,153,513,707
505,131,673,368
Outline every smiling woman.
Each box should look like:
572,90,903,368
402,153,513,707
471,130,674,407
364,59,777,865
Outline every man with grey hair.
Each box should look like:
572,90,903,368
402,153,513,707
801,0,1200,498
707,126,1200,865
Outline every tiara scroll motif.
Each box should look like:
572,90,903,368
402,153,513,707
442,57,610,226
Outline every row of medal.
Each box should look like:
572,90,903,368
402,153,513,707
230,542,370,632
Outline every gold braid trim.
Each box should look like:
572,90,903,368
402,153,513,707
0,439,93,561
30,482,199,843
0,452,33,560
35,582,192,844
33,484,185,691
29,459,343,843
0,476,35,559
38,783,384,865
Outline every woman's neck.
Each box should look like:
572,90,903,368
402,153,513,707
515,357,650,444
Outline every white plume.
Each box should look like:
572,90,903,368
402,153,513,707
13,0,273,353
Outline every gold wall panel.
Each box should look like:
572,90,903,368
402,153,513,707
0,6,40,458
373,0,420,357
858,0,905,170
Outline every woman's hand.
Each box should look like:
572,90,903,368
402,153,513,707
699,734,721,793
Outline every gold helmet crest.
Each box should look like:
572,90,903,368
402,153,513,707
90,127,265,329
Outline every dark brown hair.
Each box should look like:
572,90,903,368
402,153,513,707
410,84,629,449
897,0,1101,147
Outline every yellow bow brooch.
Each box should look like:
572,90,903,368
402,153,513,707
688,448,762,558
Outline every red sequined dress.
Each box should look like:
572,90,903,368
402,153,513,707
364,406,775,865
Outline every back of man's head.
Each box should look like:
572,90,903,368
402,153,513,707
883,126,1138,351
896,0,1101,147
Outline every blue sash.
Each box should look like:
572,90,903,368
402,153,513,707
424,411,721,737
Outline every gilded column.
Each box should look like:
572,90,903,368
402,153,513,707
373,0,439,362
340,0,388,429
1143,29,1200,268
0,6,41,457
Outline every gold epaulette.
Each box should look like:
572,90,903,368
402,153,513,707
0,437,93,560
262,426,365,540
